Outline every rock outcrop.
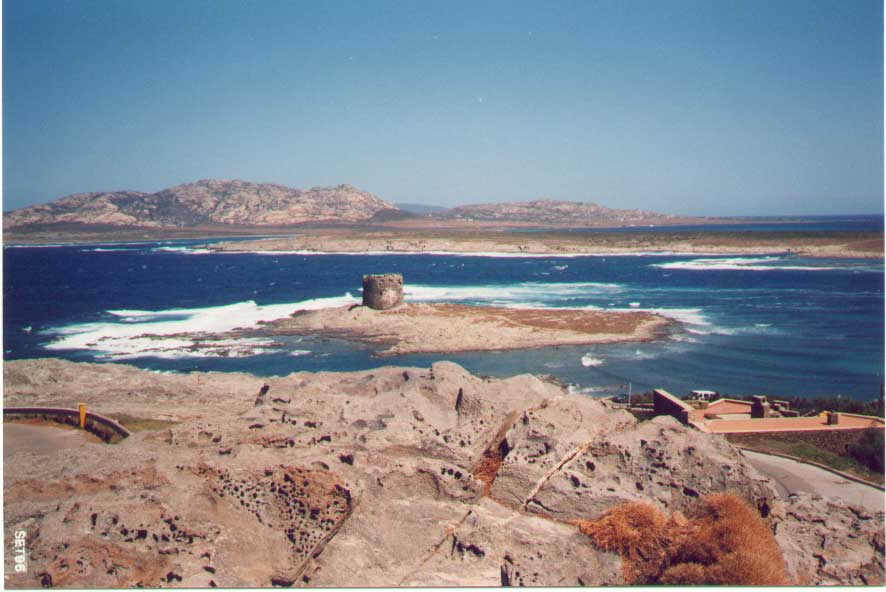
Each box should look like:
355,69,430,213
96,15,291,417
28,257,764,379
3,180,395,229
3,358,883,587
773,493,885,585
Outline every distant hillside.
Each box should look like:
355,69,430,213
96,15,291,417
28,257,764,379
437,199,677,226
3,180,396,229
394,202,449,215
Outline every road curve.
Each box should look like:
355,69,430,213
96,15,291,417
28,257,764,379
741,448,885,514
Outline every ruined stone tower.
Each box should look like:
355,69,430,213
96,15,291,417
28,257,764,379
362,274,404,310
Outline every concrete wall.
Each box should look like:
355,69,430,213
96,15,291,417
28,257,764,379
652,389,694,425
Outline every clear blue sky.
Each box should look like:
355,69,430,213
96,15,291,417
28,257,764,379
3,0,883,215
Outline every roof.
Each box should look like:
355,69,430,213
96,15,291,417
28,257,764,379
706,399,753,413
704,413,885,434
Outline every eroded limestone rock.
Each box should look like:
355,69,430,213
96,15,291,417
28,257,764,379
3,359,882,587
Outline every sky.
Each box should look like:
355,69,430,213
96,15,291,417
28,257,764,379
3,0,883,216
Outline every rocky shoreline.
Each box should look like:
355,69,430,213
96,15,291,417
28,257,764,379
253,303,672,356
4,358,884,587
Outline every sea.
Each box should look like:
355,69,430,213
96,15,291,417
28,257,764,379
4,217,884,400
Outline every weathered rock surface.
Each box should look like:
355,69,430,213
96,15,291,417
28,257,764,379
3,180,394,229
3,358,883,587
772,493,885,586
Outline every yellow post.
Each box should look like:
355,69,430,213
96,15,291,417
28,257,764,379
79,403,87,429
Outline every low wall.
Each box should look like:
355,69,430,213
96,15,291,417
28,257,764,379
3,407,131,443
726,428,875,456
652,389,694,424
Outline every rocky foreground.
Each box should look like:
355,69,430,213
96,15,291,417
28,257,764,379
4,359,884,587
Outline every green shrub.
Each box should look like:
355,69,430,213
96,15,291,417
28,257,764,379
847,428,885,473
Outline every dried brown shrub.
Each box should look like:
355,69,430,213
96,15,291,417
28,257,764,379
472,447,505,495
472,413,518,495
572,502,669,582
661,493,789,586
575,493,790,586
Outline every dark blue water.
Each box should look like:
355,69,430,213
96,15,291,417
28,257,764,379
4,240,883,399
509,214,884,234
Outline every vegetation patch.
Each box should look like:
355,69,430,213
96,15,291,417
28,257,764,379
732,434,884,485
573,493,789,586
846,429,885,474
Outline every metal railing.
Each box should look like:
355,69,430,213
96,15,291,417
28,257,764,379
3,406,131,442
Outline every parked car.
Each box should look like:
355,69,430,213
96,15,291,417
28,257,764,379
686,390,719,402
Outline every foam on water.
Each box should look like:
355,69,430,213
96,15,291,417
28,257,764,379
651,256,859,272
80,247,143,252
176,247,738,258
639,307,709,326
686,324,782,337
404,282,623,306
45,293,358,359
581,354,605,367
152,246,215,255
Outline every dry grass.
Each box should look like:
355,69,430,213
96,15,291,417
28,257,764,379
573,493,789,585
472,443,507,496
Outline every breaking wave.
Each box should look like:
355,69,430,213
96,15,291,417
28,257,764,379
151,246,215,255
404,282,623,307
44,293,358,360
581,355,605,367
650,256,867,272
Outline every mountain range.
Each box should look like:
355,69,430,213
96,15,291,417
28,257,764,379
3,180,394,229
4,179,681,230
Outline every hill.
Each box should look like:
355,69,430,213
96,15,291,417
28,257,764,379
437,199,679,226
394,202,449,215
3,180,395,229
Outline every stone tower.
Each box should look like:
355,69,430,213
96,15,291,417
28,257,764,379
362,274,404,310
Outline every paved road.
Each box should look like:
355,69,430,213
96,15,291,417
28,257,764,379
3,422,100,459
742,449,885,514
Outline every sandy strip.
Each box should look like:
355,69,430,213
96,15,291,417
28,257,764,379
208,231,883,259
255,302,672,356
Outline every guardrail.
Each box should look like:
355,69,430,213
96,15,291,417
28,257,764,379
3,406,131,443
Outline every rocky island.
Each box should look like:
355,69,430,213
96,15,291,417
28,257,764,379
233,273,669,357
256,303,670,356
4,358,883,587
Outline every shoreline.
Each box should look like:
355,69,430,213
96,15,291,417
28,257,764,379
4,225,882,260
207,230,884,260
